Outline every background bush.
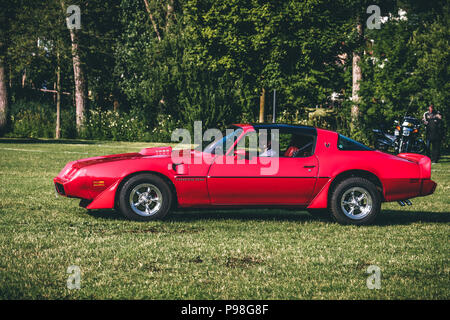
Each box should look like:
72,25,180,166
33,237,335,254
7,100,55,139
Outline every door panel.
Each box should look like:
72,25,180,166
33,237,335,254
207,155,318,205
172,153,212,206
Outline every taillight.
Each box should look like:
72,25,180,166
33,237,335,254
413,129,418,133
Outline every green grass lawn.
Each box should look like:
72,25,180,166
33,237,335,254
0,138,449,299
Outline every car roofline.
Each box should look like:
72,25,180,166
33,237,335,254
233,123,317,135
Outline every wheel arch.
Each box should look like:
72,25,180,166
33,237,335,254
328,169,384,202
308,169,384,209
114,171,178,209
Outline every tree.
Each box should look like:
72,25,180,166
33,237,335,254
0,1,17,135
0,43,7,135
60,1,87,133
185,0,354,120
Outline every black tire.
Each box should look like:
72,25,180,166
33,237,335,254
330,177,381,225
415,140,426,155
118,174,173,221
307,209,331,220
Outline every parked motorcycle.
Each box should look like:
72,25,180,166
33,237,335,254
372,126,397,152
373,116,426,154
394,116,426,154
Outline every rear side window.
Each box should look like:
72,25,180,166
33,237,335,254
337,135,373,151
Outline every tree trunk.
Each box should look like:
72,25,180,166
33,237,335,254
259,88,265,123
143,0,162,42
0,36,7,134
22,68,26,88
61,0,87,134
351,52,361,120
9,64,12,88
70,29,87,133
351,20,363,131
0,52,7,134
166,0,174,31
55,51,61,139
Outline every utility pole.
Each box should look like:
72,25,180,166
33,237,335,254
259,88,265,123
272,89,276,123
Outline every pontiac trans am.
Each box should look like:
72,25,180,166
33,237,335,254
54,124,437,225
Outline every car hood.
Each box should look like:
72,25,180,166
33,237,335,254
73,146,173,169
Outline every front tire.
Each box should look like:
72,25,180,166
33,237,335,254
118,174,173,221
330,177,381,225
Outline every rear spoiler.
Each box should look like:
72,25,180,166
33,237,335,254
397,153,431,179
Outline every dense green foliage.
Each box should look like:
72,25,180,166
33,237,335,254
1,0,448,146
358,3,449,145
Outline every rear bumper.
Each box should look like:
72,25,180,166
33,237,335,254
420,179,437,196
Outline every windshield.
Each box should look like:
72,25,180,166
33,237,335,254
201,127,243,154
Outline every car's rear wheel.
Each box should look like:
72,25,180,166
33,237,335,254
118,174,172,221
330,177,381,225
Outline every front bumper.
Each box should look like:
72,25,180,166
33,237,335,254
54,181,65,195
53,176,89,199
54,177,68,196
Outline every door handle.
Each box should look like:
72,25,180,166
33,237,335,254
303,165,316,168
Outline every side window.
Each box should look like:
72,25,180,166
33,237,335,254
260,130,315,158
235,129,316,158
258,129,279,157
337,135,372,151
235,129,279,158
235,131,258,153
290,134,315,157
279,133,292,153
279,132,315,158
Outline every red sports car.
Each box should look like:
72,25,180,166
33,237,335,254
54,124,437,225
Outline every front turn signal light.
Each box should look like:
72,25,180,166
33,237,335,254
93,181,105,187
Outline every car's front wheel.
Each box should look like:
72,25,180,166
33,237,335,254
118,174,173,221
330,177,381,225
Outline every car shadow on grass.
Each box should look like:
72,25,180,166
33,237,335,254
86,208,450,225
169,209,316,222
374,210,450,226
86,209,128,221
86,208,317,223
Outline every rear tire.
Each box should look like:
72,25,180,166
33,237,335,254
118,174,173,221
330,177,381,225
